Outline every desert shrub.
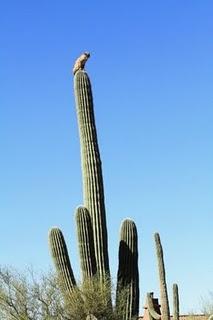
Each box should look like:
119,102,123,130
200,292,213,315
61,274,131,320
0,266,67,320
0,266,131,320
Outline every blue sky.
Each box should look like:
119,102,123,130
1,0,213,314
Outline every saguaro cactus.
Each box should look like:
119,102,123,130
48,56,140,319
74,70,109,280
173,283,179,320
154,233,170,320
116,219,139,320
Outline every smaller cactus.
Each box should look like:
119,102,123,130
48,227,76,296
154,233,170,320
116,219,139,320
173,283,179,320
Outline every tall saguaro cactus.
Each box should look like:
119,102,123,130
48,55,140,320
154,233,170,320
74,70,109,280
116,219,139,320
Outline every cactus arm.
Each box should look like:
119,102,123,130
48,227,76,294
146,293,161,320
154,233,170,320
76,206,97,281
74,70,109,280
116,219,139,320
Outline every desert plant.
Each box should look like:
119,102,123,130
48,227,76,298
0,266,68,320
173,283,179,320
116,219,139,320
74,68,109,280
0,265,140,320
75,206,97,281
60,274,134,320
200,292,213,315
64,275,112,320
146,292,161,320
154,233,170,320
48,60,140,320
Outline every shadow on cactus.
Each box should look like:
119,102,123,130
48,56,139,320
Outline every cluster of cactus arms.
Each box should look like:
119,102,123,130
48,61,139,320
48,55,181,320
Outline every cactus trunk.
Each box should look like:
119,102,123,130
154,233,170,320
74,70,109,280
116,219,139,320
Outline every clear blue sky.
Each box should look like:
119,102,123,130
1,0,213,314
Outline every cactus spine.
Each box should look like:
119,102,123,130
154,233,170,320
76,206,97,281
116,219,139,320
48,228,76,295
173,283,179,320
74,70,109,280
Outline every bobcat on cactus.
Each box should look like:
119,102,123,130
73,52,90,74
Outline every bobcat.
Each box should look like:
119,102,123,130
73,52,90,75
